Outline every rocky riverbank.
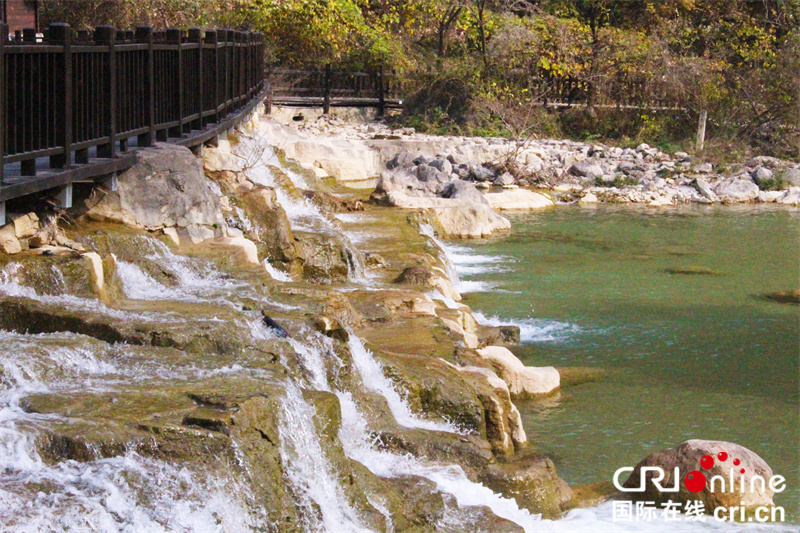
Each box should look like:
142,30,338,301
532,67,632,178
0,107,587,531
264,110,800,216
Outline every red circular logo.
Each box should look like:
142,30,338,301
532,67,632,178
685,470,707,493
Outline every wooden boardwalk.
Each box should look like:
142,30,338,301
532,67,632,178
0,22,266,224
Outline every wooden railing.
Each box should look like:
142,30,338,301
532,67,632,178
269,65,403,115
0,22,266,187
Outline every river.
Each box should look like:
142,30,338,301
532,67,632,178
450,204,800,524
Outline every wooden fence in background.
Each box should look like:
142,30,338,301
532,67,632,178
269,65,403,115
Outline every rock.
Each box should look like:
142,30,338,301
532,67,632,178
483,189,554,210
760,289,800,304
428,158,453,176
416,164,450,184
430,203,511,239
295,231,351,283
439,180,487,204
0,223,22,254
782,167,800,187
493,172,515,187
674,151,690,161
635,143,650,152
459,365,527,457
568,160,604,179
623,439,776,517
694,178,718,202
578,193,598,205
751,166,773,184
393,265,435,286
469,165,495,182
758,191,785,203
476,346,559,397
695,162,713,174
82,252,105,293
715,178,760,203
617,161,637,174
28,231,50,248
206,236,260,264
386,150,414,170
87,143,225,231
8,212,39,239
777,187,800,205
479,452,574,519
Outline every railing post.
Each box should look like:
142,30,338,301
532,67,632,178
378,61,385,118
136,26,154,147
95,25,116,159
20,29,37,176
166,28,183,138
205,29,218,127
0,22,6,185
49,23,72,169
188,27,202,131
323,63,331,114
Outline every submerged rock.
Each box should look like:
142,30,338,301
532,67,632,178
760,289,800,304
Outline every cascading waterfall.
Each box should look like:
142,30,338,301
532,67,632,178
418,224,502,294
277,383,372,533
0,331,253,533
335,391,542,533
346,334,460,433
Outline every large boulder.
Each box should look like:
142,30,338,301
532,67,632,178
715,178,760,203
476,346,559,397
568,159,604,179
87,143,225,231
430,202,511,239
622,440,777,518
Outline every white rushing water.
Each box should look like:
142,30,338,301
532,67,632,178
0,331,252,533
264,259,293,282
278,383,372,533
336,391,543,532
418,224,501,293
472,311,582,343
347,334,460,434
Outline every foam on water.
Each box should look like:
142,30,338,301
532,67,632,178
263,260,293,282
472,311,582,343
347,334,461,433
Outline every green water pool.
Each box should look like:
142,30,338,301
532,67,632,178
456,204,800,521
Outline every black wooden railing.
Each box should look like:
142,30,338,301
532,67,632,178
269,64,403,115
0,22,266,185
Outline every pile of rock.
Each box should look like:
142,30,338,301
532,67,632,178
0,212,85,255
270,113,800,207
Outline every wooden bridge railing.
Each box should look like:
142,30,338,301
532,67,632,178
0,22,266,185
269,64,403,115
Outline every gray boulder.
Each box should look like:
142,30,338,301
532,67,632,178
469,165,495,182
429,158,453,176
440,180,487,204
85,143,224,230
695,162,714,174
568,159,604,179
416,164,450,184
751,166,774,184
715,178,760,202
781,167,800,187
493,172,515,187
386,150,416,170
694,178,718,202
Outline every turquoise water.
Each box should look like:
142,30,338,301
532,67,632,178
454,205,800,521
